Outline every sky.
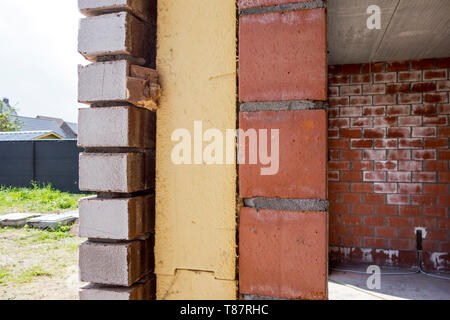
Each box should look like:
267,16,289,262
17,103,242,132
0,1,86,123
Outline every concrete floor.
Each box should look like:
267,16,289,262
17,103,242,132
329,268,450,300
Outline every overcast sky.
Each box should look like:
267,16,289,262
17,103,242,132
0,1,85,123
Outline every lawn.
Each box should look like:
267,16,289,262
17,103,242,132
0,184,86,300
0,183,84,215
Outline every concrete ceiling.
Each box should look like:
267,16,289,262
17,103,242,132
328,0,450,65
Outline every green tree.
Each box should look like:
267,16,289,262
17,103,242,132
0,100,22,132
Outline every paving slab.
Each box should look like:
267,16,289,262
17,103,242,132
0,213,41,227
27,211,79,229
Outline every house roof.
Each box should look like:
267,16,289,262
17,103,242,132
9,115,76,139
0,130,64,141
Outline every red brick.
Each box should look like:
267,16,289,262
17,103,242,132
389,239,412,250
239,110,326,199
387,127,410,138
412,105,437,115
412,127,436,137
438,127,450,137
328,86,338,97
389,216,411,227
352,225,374,237
363,106,385,116
352,161,373,171
388,172,411,183
399,138,422,149
438,218,450,229
328,161,350,171
375,161,397,171
239,208,327,299
398,116,422,126
351,139,373,148
363,84,385,95
374,139,397,149
387,61,409,72
386,83,409,94
373,116,396,127
424,138,448,149
436,58,450,68
373,94,396,105
364,193,385,204
424,207,446,217
424,93,448,104
341,171,362,181
329,203,349,214
411,195,435,206
352,204,373,215
329,149,339,160
340,107,362,117
328,108,339,118
439,150,450,160
374,73,396,83
351,182,373,193
398,71,421,82
329,97,349,107
364,171,386,182
328,128,339,138
350,96,372,106
387,105,410,115
387,194,409,205
351,117,372,127
423,116,447,126
423,184,448,194
342,236,363,247
424,69,447,80
341,150,362,161
376,227,397,238
329,118,349,128
411,82,436,92
328,171,339,181
342,63,364,74
238,0,308,9
365,238,387,248
438,195,450,206
374,183,397,193
341,193,361,203
439,172,450,182
438,104,450,114
329,75,349,85
341,128,362,138
413,150,436,160
329,139,350,149
364,150,386,160
328,65,340,74
362,62,385,73
437,80,450,91
398,183,421,194
411,59,436,70
375,205,397,215
239,9,326,102
399,206,422,217
341,214,363,225
340,85,362,96
351,74,371,84
398,161,422,171
413,172,436,182
398,93,422,104
364,128,385,138
413,217,437,229
388,150,410,160
424,160,448,172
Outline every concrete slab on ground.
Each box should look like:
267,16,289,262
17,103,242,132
0,213,41,227
329,269,450,300
27,210,79,229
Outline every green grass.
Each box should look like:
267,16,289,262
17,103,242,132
0,183,84,215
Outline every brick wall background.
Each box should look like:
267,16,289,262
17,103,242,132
328,58,450,271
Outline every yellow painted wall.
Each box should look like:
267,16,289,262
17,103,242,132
155,0,237,299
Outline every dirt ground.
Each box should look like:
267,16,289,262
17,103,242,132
0,225,85,300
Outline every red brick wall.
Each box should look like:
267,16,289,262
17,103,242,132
328,58,450,271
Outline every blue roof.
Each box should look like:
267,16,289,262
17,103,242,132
10,115,75,138
0,130,64,141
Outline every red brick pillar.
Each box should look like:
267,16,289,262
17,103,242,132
238,0,328,299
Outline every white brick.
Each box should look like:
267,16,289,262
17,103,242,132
79,194,154,240
78,12,154,63
79,276,155,300
79,238,153,286
78,106,155,148
78,0,156,23
79,152,154,193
